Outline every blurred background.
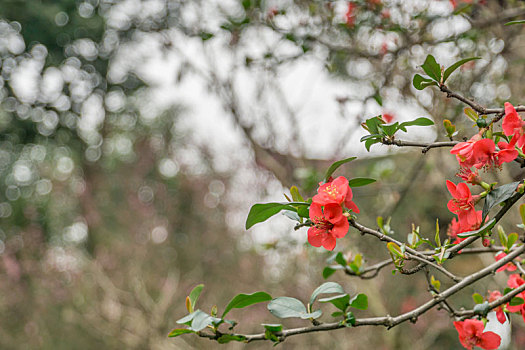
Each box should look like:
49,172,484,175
2,0,525,348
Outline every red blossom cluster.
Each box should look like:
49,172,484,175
307,176,359,251
447,103,522,239
453,319,500,350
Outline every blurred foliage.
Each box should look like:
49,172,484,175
1,0,525,349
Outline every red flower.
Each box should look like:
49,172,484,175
495,136,519,166
450,133,483,168
345,2,357,27
495,252,517,273
488,291,507,324
307,203,349,251
447,210,485,246
457,168,481,185
382,113,394,123
453,319,501,350
506,274,525,323
312,176,360,213
502,102,525,149
446,181,480,228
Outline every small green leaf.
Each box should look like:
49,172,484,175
222,291,272,318
323,266,337,279
504,287,513,295
188,284,204,313
482,182,520,221
349,293,368,310
353,254,362,268
442,57,481,82
360,134,382,142
373,93,383,106
472,293,484,304
309,282,345,307
217,335,247,344
324,157,357,182
498,226,508,248
413,74,437,90
335,252,347,267
435,219,441,248
319,294,350,312
507,232,519,249
262,324,283,333
505,20,525,25
421,54,441,82
168,328,195,338
268,297,321,319
331,311,344,317
398,117,434,131
246,203,297,229
509,297,525,306
348,177,376,187
464,107,478,121
345,311,356,326
387,242,403,257
378,122,399,136
290,186,304,202
365,116,384,134
365,138,380,151
431,275,441,292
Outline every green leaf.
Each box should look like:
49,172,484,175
188,284,204,313
464,107,478,121
442,57,481,82
246,203,297,229
387,242,403,257
345,311,356,326
222,291,272,318
268,297,322,319
505,20,525,25
360,134,382,142
398,118,434,131
365,138,380,151
349,293,368,310
378,122,399,136
320,294,350,312
472,293,484,304
421,55,441,82
373,93,383,106
290,186,304,202
509,297,525,306
413,74,437,90
323,267,337,279
217,335,247,344
309,282,345,307
498,226,508,248
324,157,357,182
482,182,520,221
262,324,283,333
190,310,213,331
335,252,347,267
168,328,195,338
507,232,519,249
365,117,384,134
348,177,376,187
